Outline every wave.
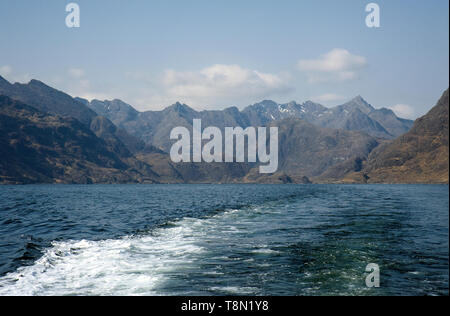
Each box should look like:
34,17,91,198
0,205,283,296
0,215,216,296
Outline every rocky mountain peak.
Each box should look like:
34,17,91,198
168,102,195,113
342,95,374,114
27,79,51,89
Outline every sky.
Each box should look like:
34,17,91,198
0,0,448,118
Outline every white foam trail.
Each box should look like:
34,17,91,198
209,286,258,295
0,218,206,296
0,207,278,296
251,248,280,254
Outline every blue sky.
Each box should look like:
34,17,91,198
0,0,448,118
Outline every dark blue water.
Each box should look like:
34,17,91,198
0,184,448,296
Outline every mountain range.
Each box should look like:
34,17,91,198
0,75,447,184
77,95,413,153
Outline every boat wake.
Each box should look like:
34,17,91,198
0,214,216,295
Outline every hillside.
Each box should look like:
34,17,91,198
346,89,449,184
0,76,146,155
0,96,158,184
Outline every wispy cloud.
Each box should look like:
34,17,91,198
388,104,416,119
64,68,95,98
311,93,347,105
0,65,31,83
154,64,293,109
0,65,12,77
68,68,85,79
298,49,367,83
44,68,113,102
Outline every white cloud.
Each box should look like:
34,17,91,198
0,65,31,83
311,93,346,105
298,49,367,83
158,64,293,109
50,68,114,102
388,104,415,119
68,68,85,78
0,65,12,77
64,68,93,95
